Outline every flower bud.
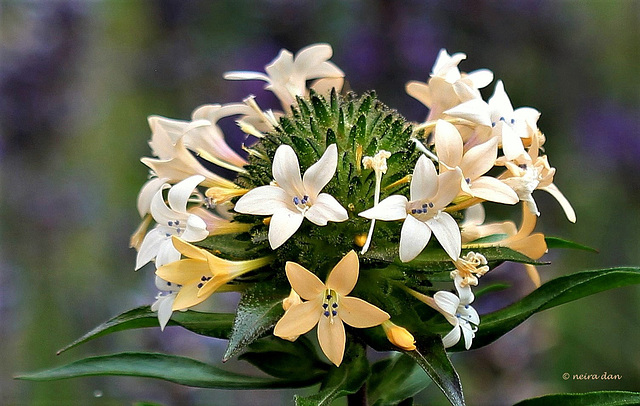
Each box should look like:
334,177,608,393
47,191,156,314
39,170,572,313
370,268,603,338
382,320,416,351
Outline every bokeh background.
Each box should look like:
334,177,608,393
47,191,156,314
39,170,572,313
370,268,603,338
1,1,639,405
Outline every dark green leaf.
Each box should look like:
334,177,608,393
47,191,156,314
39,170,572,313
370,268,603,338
368,353,429,406
474,283,510,298
223,281,288,361
239,336,328,382
295,341,370,406
57,306,233,354
406,335,465,406
468,267,640,350
513,390,640,406
545,236,598,253
16,352,312,389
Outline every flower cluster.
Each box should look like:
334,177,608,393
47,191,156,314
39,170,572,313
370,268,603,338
132,44,575,366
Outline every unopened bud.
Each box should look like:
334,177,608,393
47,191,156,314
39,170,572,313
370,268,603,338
382,320,416,351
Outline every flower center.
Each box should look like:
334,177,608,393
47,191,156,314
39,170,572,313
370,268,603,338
322,289,339,323
165,219,183,237
407,200,435,219
292,194,311,213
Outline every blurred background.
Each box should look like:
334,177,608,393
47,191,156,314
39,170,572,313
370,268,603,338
1,1,638,405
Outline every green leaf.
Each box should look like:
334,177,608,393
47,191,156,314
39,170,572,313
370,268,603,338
57,306,233,354
368,353,429,406
545,236,599,253
513,390,640,406
223,281,288,361
239,336,329,382
295,341,370,406
16,352,312,389
406,335,465,406
468,267,640,350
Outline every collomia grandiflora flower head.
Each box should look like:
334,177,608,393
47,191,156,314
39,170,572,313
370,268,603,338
233,90,423,271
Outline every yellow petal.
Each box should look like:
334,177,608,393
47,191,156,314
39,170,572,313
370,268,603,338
524,264,542,288
508,233,547,260
274,299,323,338
325,250,359,296
317,315,346,367
171,236,208,261
338,296,389,328
285,262,325,301
156,259,210,285
172,283,208,311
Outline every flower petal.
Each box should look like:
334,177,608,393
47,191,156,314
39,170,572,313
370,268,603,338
302,144,338,198
460,322,476,350
460,137,498,181
326,250,359,296
426,211,461,260
171,236,208,260
136,227,167,270
411,155,438,201
469,177,519,204
444,99,492,127
435,120,463,168
172,283,208,311
180,214,209,241
359,195,408,221
168,175,205,213
539,183,576,223
233,185,289,216
318,315,346,366
285,261,325,301
433,291,460,319
268,207,304,249
272,144,304,196
137,177,168,217
431,169,462,209
399,214,432,262
338,296,389,328
304,193,348,226
156,259,210,285
442,325,461,348
274,299,323,338
155,239,182,268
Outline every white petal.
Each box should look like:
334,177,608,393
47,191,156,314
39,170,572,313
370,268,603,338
268,208,304,249
303,144,338,198
499,123,529,162
460,137,498,181
442,325,462,348
411,155,438,201
489,80,514,117
137,177,168,217
305,193,348,226
460,322,476,350
180,214,209,242
399,215,432,262
223,71,271,82
435,120,463,168
272,144,304,196
469,177,519,205
445,99,492,127
459,304,480,326
466,69,494,89
155,238,181,268
426,212,461,260
154,294,176,331
233,185,289,215
168,175,205,213
539,183,576,223
433,291,460,318
359,195,408,221
135,227,166,270
406,81,432,107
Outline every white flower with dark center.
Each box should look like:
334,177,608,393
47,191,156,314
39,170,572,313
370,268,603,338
136,175,209,270
234,144,348,249
359,155,462,262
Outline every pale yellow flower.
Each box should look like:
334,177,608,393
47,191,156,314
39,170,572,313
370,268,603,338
156,237,272,311
382,320,416,351
273,251,390,366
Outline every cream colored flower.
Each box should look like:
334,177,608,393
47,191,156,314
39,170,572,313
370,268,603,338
273,251,390,366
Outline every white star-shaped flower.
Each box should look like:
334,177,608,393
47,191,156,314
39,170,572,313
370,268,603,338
234,144,348,249
359,155,462,262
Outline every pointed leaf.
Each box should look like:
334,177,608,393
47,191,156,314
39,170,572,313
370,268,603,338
406,335,465,406
239,336,328,382
513,390,640,406
295,341,370,406
224,281,288,361
16,352,310,389
368,353,429,406
57,306,233,354
466,267,640,350
545,236,598,253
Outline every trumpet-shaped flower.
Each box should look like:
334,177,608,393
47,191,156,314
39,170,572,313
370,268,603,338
273,251,390,366
224,43,344,110
406,49,493,123
136,175,209,270
433,289,479,349
434,120,518,205
445,80,540,161
156,237,272,311
234,144,348,249
359,155,462,262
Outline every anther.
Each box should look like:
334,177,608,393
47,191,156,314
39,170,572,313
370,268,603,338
332,310,337,316
428,202,434,208
326,294,332,300
332,303,338,308
293,196,300,205
197,283,203,288
324,311,330,317
322,303,328,309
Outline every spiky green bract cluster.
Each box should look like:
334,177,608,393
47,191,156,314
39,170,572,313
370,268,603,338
234,90,422,277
